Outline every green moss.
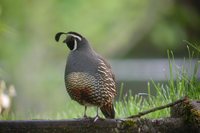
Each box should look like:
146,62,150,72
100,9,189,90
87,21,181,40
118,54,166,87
120,119,138,129
190,108,200,125
179,100,200,128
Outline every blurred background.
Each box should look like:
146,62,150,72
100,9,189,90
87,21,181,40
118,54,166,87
0,0,199,119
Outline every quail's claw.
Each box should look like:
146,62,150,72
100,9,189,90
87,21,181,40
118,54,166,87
83,114,88,118
93,115,104,122
83,114,92,120
83,115,92,119
93,116,99,122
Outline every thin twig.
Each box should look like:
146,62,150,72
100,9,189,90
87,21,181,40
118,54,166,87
127,97,188,119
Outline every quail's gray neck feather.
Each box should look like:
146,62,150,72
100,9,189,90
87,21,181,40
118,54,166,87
65,44,99,76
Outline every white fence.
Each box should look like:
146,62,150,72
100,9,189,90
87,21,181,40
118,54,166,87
110,59,200,81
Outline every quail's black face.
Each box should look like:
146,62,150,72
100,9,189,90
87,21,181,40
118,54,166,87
63,36,78,50
55,31,83,51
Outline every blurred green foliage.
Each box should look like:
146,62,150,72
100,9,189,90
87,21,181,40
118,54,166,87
0,0,199,119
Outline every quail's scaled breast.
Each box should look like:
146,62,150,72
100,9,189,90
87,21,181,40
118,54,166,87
55,31,116,119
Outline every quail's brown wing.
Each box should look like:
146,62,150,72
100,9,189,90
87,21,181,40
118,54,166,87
96,55,116,118
96,55,116,96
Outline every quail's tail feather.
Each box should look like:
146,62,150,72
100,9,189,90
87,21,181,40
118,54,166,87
100,103,115,119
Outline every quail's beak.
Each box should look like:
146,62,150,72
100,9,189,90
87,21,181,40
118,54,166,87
63,39,67,43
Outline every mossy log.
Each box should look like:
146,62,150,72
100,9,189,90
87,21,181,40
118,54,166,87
171,99,200,132
0,99,199,133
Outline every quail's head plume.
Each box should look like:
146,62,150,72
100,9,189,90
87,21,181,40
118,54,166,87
55,31,116,119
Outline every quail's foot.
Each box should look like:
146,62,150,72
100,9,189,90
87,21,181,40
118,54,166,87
83,115,92,119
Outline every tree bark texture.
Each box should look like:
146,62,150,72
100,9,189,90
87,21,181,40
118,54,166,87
0,99,199,133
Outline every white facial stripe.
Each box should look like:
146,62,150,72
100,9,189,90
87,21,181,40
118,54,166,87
68,34,82,41
72,39,77,51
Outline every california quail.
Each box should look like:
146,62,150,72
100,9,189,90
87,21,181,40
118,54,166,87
55,31,116,119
